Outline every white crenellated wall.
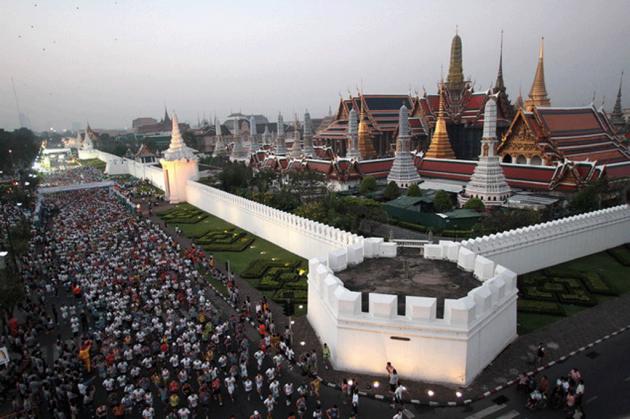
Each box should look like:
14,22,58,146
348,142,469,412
93,151,361,260
185,180,364,261
307,240,518,386
460,205,630,274
94,151,165,191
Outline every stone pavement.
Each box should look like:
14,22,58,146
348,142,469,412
144,198,630,407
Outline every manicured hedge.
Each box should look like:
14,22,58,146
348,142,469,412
241,258,301,279
202,237,254,252
273,289,308,304
580,272,617,296
517,299,565,316
608,246,630,266
521,287,556,302
557,290,597,306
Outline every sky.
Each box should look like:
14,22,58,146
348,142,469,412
0,0,629,131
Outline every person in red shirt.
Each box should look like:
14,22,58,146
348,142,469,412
169,379,179,393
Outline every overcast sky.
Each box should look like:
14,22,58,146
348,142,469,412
1,0,628,131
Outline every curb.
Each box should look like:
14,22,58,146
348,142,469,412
312,323,630,407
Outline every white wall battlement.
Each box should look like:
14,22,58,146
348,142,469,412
460,204,630,274
307,241,518,385
94,151,361,260
185,180,363,261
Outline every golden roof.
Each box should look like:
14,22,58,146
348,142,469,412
357,99,377,159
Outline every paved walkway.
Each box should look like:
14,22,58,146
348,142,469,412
145,198,630,406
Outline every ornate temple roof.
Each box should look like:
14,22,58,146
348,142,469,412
499,106,630,165
314,94,426,142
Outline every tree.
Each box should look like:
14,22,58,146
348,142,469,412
407,183,422,197
569,179,608,214
463,197,485,212
0,128,40,174
359,176,377,194
383,181,401,201
433,190,453,213
218,161,252,193
475,208,541,235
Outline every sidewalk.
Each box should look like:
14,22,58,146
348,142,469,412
145,200,630,406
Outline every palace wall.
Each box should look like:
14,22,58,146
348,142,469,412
307,240,518,386
185,180,364,261
459,205,630,274
95,151,166,191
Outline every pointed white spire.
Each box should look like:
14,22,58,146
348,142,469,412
262,125,271,145
275,112,287,155
163,113,196,160
387,104,420,188
290,114,302,158
302,109,315,157
249,115,260,152
230,118,249,162
458,96,510,207
346,107,360,159
81,125,94,150
212,117,228,158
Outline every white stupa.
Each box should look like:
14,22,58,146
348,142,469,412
289,115,302,158
81,127,94,151
302,110,315,157
160,113,199,203
345,107,360,160
262,125,271,146
458,96,511,207
249,115,260,152
275,112,287,155
229,118,249,162
212,117,228,158
387,104,421,188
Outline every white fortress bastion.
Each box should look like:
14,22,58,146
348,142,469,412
307,239,518,386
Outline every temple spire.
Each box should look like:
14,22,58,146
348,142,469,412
446,29,464,91
458,96,511,207
387,104,420,188
425,82,456,159
357,98,377,160
494,30,505,93
163,113,196,160
346,106,360,160
611,71,624,127
525,37,551,111
302,109,315,157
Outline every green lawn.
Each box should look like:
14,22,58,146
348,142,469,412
166,208,304,275
161,203,308,314
517,246,630,334
79,158,106,171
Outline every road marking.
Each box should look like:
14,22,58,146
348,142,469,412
464,404,506,419
495,410,520,419
403,408,415,418
585,395,598,404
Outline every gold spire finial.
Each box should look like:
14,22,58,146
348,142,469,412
447,29,464,91
525,36,551,111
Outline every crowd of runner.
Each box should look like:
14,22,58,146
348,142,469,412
39,167,104,188
0,185,356,418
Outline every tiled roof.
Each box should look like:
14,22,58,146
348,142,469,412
531,107,629,165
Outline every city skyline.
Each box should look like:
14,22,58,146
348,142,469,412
1,0,629,131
